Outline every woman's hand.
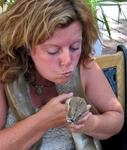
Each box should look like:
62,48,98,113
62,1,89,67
38,93,73,129
67,105,96,134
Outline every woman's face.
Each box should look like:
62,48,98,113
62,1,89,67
30,21,82,84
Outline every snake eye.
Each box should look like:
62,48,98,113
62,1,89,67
70,118,75,123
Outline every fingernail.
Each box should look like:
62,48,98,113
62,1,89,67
69,92,73,96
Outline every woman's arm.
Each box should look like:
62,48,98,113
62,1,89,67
0,111,48,150
69,61,124,140
0,82,73,150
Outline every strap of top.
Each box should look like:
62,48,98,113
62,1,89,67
4,74,35,121
4,74,42,149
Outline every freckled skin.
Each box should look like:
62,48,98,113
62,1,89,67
30,21,82,84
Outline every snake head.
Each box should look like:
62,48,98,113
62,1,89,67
66,96,87,124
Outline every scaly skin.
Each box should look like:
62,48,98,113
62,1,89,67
67,96,101,150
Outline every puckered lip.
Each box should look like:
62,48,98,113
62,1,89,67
61,71,73,77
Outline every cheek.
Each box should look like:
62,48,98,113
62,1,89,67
32,52,58,71
72,51,81,63
35,57,53,69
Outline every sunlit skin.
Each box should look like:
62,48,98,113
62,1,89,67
30,21,82,84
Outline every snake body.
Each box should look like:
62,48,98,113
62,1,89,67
67,96,102,150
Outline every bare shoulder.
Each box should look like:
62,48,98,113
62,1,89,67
80,60,101,82
80,60,107,85
0,82,8,129
80,60,103,91
79,60,123,113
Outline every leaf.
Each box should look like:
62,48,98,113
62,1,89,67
0,0,4,8
84,0,126,38
100,6,111,38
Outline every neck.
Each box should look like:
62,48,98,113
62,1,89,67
34,72,54,86
30,72,55,96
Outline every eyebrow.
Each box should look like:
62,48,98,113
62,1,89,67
43,38,82,47
41,39,82,53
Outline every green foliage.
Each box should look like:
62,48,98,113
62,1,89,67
0,0,126,38
0,0,4,8
85,0,126,38
0,0,14,8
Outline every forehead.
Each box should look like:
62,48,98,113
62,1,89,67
43,21,82,45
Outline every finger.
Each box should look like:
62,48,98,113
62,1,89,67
77,112,92,124
69,124,84,132
65,122,70,128
80,111,90,119
86,104,91,111
74,124,84,129
55,92,73,103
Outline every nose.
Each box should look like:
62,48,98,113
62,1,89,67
60,48,72,67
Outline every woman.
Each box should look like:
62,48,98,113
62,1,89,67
0,0,124,149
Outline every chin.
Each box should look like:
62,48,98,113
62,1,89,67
55,78,71,84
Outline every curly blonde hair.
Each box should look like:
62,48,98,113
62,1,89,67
0,0,98,82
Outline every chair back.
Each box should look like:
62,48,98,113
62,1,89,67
95,45,127,150
95,50,125,108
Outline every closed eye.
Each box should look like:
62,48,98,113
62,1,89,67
48,50,59,55
70,47,80,52
70,40,82,52
47,48,60,55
